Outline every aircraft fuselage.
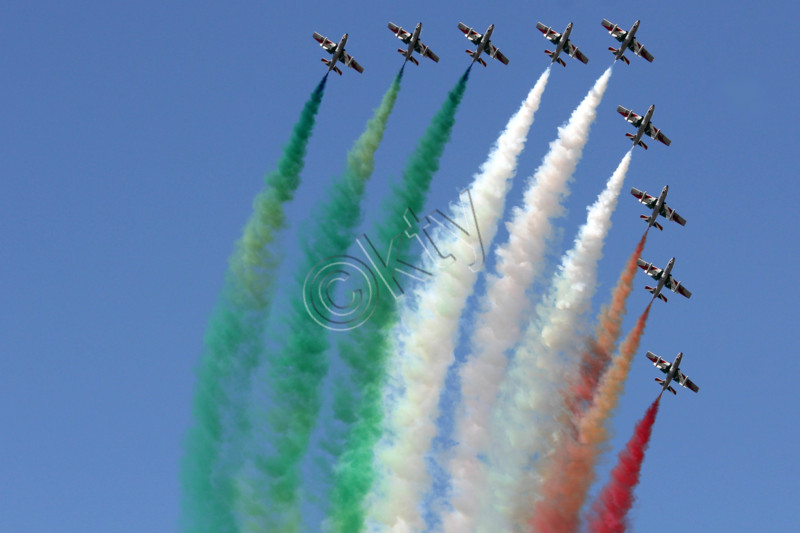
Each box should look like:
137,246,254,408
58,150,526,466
328,33,348,71
552,22,572,63
473,24,494,62
633,104,655,147
662,352,683,392
648,185,669,228
405,23,422,60
652,257,675,300
617,20,639,60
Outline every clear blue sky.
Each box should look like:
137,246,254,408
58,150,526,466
2,1,798,531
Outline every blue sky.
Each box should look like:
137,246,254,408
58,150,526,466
2,1,799,531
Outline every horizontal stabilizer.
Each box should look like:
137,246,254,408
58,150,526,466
557,57,566,67
646,286,668,302
609,48,630,65
408,55,419,66
639,140,648,150
654,221,663,231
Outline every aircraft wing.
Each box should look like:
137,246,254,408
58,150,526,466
313,32,338,52
660,204,687,226
645,122,671,146
343,52,364,73
388,22,413,43
458,22,483,44
536,22,562,43
617,105,643,127
666,276,692,298
602,19,628,42
637,258,663,280
415,41,440,62
631,187,658,208
487,42,510,65
679,372,700,392
646,351,671,373
631,39,655,62
566,42,590,64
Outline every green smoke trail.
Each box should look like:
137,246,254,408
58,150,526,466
237,70,405,533
326,69,471,533
180,77,327,533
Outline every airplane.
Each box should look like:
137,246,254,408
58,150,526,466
646,351,700,395
631,185,687,231
535,22,589,67
637,257,692,302
617,105,671,150
312,32,364,75
601,19,654,64
388,22,439,65
457,22,510,67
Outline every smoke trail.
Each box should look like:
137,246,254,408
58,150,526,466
326,69,471,533
180,77,327,533
567,231,647,418
230,71,404,533
443,68,612,533
485,151,632,529
530,303,652,533
587,396,661,533
365,68,551,532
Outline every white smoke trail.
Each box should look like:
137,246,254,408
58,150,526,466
365,69,551,532
485,150,633,530
442,68,612,533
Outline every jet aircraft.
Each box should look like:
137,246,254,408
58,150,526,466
312,32,364,75
388,22,439,65
601,19,654,64
457,22,510,66
646,351,700,395
618,105,671,149
536,22,589,67
637,257,692,302
631,186,687,231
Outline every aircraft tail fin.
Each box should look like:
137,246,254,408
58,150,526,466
609,47,631,65
466,49,487,67
321,58,343,75
654,378,676,395
639,215,663,231
646,286,668,302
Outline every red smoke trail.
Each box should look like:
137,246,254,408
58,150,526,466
567,233,647,417
587,396,661,533
530,304,652,533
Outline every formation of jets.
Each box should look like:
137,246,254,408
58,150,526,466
311,19,659,74
629,175,697,397
312,19,697,400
